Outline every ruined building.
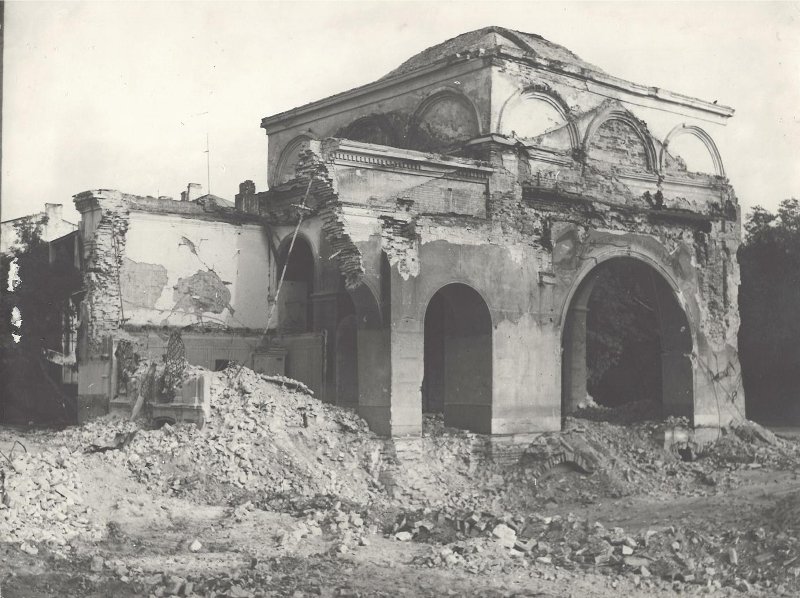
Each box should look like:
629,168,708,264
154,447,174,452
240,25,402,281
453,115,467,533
74,27,744,438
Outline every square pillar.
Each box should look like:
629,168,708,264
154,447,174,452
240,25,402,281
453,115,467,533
561,305,589,414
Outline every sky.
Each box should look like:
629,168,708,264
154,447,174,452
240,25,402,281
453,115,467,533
2,1,799,223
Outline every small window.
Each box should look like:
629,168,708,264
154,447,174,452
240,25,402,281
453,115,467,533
214,359,230,372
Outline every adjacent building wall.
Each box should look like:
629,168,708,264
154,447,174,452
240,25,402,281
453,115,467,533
72,190,272,420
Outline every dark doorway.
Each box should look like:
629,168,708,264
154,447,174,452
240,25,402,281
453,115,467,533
423,283,492,433
278,237,314,332
562,258,693,419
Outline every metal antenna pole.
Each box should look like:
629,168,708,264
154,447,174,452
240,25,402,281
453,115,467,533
205,132,211,195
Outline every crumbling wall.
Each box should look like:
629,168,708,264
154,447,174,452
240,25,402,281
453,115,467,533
74,190,132,354
380,215,419,280
586,118,649,170
75,190,272,346
291,145,366,289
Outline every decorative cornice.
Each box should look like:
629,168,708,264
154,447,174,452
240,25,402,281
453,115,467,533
325,140,493,181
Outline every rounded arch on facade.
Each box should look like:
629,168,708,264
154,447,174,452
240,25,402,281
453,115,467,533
497,88,579,150
416,277,495,328
559,251,696,421
275,233,317,332
340,115,399,147
661,124,726,177
422,281,493,434
557,248,688,329
273,134,316,186
276,231,319,271
407,87,483,152
582,108,659,173
346,279,383,330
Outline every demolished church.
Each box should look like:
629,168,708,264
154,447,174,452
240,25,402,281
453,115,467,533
72,27,744,439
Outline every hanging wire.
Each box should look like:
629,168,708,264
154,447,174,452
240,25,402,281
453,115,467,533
232,172,317,380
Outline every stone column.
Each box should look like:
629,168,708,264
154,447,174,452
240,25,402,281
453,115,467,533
387,267,423,436
562,305,589,414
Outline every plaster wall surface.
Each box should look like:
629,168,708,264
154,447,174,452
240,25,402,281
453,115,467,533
121,212,270,330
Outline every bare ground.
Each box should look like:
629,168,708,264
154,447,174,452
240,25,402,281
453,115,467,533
2,369,800,598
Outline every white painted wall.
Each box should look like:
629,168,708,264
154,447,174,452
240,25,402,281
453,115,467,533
121,211,271,329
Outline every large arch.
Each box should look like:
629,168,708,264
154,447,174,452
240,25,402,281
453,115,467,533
561,256,694,420
661,124,726,177
423,282,492,433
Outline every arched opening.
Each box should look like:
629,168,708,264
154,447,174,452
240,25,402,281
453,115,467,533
340,116,397,147
423,283,492,433
562,258,693,420
278,237,314,332
498,91,577,151
661,125,725,177
335,291,358,409
666,134,717,175
409,91,480,153
273,136,313,186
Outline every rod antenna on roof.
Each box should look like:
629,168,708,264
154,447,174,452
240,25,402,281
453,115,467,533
205,132,211,195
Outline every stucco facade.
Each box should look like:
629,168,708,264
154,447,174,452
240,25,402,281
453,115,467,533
72,190,273,421
235,26,743,437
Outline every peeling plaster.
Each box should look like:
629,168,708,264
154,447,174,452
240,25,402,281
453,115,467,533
173,269,232,315
120,257,168,310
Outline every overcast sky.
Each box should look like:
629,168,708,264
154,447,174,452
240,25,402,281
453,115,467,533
2,1,799,223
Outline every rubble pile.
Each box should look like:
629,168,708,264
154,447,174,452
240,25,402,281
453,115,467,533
573,399,664,424
58,367,384,504
513,415,800,503
704,422,800,471
0,446,104,554
404,507,800,594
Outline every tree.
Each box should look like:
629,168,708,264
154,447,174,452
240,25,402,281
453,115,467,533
738,198,800,422
585,259,662,407
0,218,81,424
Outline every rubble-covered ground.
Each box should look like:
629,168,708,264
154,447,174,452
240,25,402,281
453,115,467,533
3,367,800,597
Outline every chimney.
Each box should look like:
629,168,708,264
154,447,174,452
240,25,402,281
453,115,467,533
181,183,203,202
44,203,63,223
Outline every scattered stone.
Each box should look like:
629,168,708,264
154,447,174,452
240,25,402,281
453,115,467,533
491,523,517,549
90,555,104,572
729,547,739,566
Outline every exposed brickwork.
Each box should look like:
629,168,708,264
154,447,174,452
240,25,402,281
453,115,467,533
380,215,419,280
74,190,132,353
587,118,649,170
297,148,366,289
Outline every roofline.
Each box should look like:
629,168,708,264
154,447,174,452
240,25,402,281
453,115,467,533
260,56,479,133
1,212,45,225
260,48,733,134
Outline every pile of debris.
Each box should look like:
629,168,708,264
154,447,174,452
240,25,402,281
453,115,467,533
0,444,104,554
57,367,384,505
404,507,799,594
